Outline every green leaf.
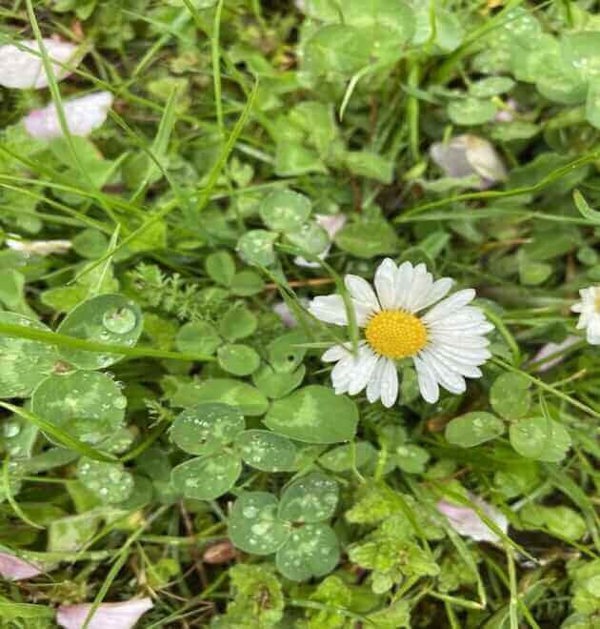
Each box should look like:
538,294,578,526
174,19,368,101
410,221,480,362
447,98,497,125
318,441,377,472
252,365,306,399
170,403,245,456
0,312,58,398
219,306,258,341
335,220,399,259
217,344,261,376
264,385,358,444
267,331,307,373
205,250,236,287
31,371,126,445
230,270,265,296
215,565,284,629
56,294,143,370
237,229,278,267
276,523,340,581
259,189,312,232
278,472,339,523
445,411,505,448
228,491,290,555
77,458,134,504
509,416,571,462
175,321,221,356
490,373,531,420
171,453,242,500
393,444,430,474
235,430,298,472
284,221,330,256
585,78,600,130
469,77,515,98
171,378,269,416
561,32,600,82
343,151,394,184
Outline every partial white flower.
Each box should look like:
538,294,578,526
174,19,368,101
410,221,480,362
0,39,79,89
56,598,153,629
6,238,72,256
430,134,507,189
23,92,113,140
437,497,508,544
309,259,493,406
295,213,347,268
494,99,518,123
531,335,579,372
0,552,42,580
572,287,600,345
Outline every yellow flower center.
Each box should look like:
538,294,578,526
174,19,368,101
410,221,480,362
365,310,428,359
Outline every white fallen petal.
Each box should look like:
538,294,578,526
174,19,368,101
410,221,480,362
0,552,42,580
437,497,508,544
6,238,72,256
24,91,113,140
530,335,579,372
0,39,79,89
56,598,153,629
430,134,507,189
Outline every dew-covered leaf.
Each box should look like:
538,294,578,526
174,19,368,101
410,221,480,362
490,373,531,420
228,491,289,555
278,472,339,523
447,98,497,125
77,458,134,504
393,444,430,474
234,430,298,472
264,385,358,444
445,412,505,448
171,453,242,500
31,371,126,445
57,294,143,370
275,523,340,581
170,403,245,456
237,229,278,267
509,416,571,462
0,312,59,398
259,189,312,232
171,378,269,416
284,222,329,256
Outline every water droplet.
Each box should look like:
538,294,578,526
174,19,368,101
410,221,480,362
3,421,21,438
102,307,137,334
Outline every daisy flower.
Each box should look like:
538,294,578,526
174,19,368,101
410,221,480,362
571,286,600,345
308,258,493,406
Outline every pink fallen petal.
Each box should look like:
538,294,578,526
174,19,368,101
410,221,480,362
24,92,114,140
494,99,518,123
531,335,580,372
6,238,72,256
294,213,346,268
272,298,309,328
0,39,79,89
56,598,153,629
0,552,42,580
437,497,508,544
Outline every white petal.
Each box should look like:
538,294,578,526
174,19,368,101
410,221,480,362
347,346,379,395
56,598,153,629
420,349,466,394
571,302,583,313
0,39,79,89
465,135,508,182
345,275,379,310
437,497,508,544
414,355,439,403
422,289,476,324
412,277,454,312
404,264,434,312
394,261,415,309
430,332,490,349
316,213,346,238
379,359,399,407
308,295,348,326
366,357,385,403
24,91,113,140
322,344,350,362
429,346,487,376
331,356,353,394
374,258,397,309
